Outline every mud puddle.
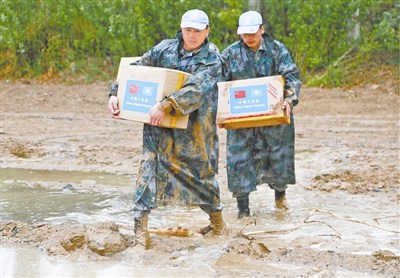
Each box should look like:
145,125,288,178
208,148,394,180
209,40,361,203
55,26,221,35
1,168,399,277
0,168,219,277
1,168,133,224
2,243,211,277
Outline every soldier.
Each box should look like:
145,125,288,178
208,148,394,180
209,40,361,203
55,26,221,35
221,11,302,218
108,9,226,249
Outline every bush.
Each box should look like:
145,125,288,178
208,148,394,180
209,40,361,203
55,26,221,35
0,0,398,87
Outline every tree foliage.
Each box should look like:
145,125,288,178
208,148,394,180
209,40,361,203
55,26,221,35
0,0,398,86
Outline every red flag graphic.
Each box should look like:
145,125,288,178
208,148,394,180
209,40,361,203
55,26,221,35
129,84,139,94
234,90,246,98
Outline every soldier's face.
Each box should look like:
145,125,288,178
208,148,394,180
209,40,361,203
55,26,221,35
181,27,209,52
241,26,264,51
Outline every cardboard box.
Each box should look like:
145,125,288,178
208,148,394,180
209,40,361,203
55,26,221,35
217,75,290,129
116,60,190,129
116,57,142,80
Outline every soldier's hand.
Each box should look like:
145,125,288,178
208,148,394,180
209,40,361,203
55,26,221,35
108,95,120,117
282,100,291,118
149,103,165,126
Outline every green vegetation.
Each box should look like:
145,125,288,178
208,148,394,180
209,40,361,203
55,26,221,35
1,0,398,87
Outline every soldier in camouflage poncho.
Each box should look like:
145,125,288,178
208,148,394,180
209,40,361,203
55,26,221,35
221,11,302,218
108,9,226,249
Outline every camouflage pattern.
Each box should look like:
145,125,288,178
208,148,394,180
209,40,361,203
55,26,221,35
132,31,224,213
221,34,302,198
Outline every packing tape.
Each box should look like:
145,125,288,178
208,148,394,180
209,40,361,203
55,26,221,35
169,117,178,128
176,73,186,90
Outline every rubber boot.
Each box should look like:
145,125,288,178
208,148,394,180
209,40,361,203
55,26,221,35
198,211,226,236
134,211,151,249
275,190,288,210
237,195,250,218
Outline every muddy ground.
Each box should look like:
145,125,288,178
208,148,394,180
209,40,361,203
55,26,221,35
1,77,399,277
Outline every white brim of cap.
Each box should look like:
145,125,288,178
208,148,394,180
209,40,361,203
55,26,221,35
237,25,259,35
180,22,207,30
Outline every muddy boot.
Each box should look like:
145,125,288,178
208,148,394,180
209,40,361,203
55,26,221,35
275,190,288,210
209,211,227,235
199,211,226,236
134,212,151,249
198,225,213,235
237,195,250,218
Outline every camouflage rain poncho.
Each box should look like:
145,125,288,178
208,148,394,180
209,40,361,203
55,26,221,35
133,32,224,212
221,33,302,198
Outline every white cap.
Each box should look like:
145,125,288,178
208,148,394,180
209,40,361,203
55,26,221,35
180,9,209,30
237,11,262,35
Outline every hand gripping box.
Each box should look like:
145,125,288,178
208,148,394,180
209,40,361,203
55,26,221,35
217,75,290,129
116,59,190,129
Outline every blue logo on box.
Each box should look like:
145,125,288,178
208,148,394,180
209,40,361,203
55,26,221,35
229,84,268,115
122,80,158,113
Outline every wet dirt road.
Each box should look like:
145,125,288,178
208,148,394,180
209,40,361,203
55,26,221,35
1,80,399,277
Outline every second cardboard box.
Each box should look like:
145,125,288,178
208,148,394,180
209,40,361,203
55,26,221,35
217,75,290,129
